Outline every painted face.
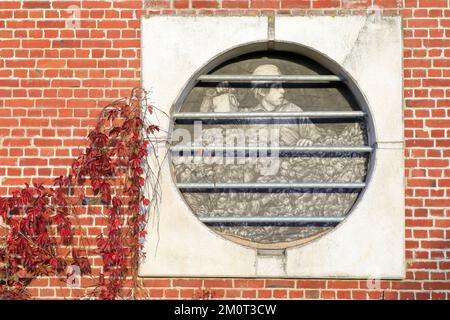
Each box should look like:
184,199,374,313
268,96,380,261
263,83,285,107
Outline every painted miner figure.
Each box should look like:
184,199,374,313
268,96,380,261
249,64,321,146
240,64,323,213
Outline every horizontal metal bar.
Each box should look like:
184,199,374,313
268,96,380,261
199,216,344,225
173,111,366,119
177,182,365,189
171,145,373,154
198,75,342,83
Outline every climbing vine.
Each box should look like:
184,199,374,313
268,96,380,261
0,88,161,300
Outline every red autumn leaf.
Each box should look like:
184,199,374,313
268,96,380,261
71,160,80,172
0,88,159,300
146,124,159,134
49,258,58,269
139,230,147,238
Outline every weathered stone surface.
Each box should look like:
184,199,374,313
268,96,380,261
140,15,404,278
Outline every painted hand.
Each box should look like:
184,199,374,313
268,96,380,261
296,139,313,147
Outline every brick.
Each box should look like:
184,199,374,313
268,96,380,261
225,289,242,298
405,139,434,148
82,1,111,8
36,100,63,109
142,279,171,287
51,1,82,9
113,1,142,8
258,289,273,298
172,279,202,287
426,119,450,127
312,0,340,8
112,40,140,48
421,240,450,248
51,119,81,127
145,0,171,8
83,40,112,48
408,19,438,28
374,0,401,7
39,288,55,297
297,280,326,289
34,139,62,147
0,1,21,9
391,281,422,290
242,290,257,298
289,289,304,298
66,99,96,108
112,80,140,88
82,79,111,87
265,279,295,288
148,289,164,297
222,0,249,8
419,159,449,167
67,59,97,68
22,79,50,87
19,158,48,166
98,60,127,68
52,39,82,48
164,289,179,298
97,21,127,29
418,0,447,6
327,280,360,289
304,290,320,299
281,0,310,7
22,40,51,48
2,138,30,146
51,81,80,89
203,279,233,288
423,282,450,290
37,20,66,28
37,59,66,68
192,0,220,8
336,290,351,299
233,279,265,288
20,118,49,127
273,289,288,298
23,1,51,9
0,39,20,51
0,79,20,87
179,289,195,298
321,290,336,299
424,39,450,47
5,59,35,68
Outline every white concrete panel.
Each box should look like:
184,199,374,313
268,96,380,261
286,147,405,278
140,16,268,277
256,255,286,277
139,146,256,277
141,16,268,141
275,16,403,143
275,16,369,66
140,15,404,278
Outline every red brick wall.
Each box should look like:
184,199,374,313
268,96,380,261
0,0,449,300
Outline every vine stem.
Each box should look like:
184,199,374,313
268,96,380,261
0,88,164,300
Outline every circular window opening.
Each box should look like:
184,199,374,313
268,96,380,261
170,49,372,249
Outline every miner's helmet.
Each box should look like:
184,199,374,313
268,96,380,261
251,64,283,99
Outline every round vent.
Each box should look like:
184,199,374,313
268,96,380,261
170,49,372,249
